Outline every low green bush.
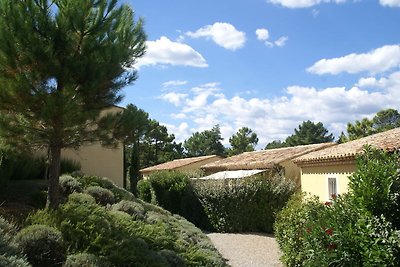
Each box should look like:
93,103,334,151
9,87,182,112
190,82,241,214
112,200,145,220
14,224,66,267
0,216,30,267
137,178,153,202
28,191,227,267
59,175,82,197
64,253,110,267
84,186,115,205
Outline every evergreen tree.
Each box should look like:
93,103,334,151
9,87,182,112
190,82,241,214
345,108,400,141
265,140,287,149
184,125,226,157
114,104,149,193
285,120,334,146
228,127,258,156
0,0,146,208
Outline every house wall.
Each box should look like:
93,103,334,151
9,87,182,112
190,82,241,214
62,143,124,187
281,160,302,189
301,162,356,201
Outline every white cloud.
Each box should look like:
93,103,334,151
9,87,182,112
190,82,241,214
186,22,246,51
162,80,188,88
275,36,289,47
256,28,270,41
268,0,347,8
136,36,208,68
159,73,400,148
159,92,188,106
307,44,400,75
380,0,400,7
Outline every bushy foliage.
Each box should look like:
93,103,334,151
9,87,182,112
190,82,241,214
112,200,145,220
193,171,295,233
14,224,66,267
137,178,154,202
349,146,400,228
84,186,115,205
27,190,227,267
77,175,135,202
142,171,190,214
59,175,82,197
0,216,30,267
64,253,110,267
138,170,295,233
275,148,400,266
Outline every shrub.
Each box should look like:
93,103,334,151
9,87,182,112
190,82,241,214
111,200,145,220
59,175,82,197
193,171,295,233
274,193,324,266
0,255,31,267
76,175,134,202
27,182,227,267
275,192,400,266
146,171,191,214
0,216,30,267
349,146,400,228
84,186,115,205
14,224,66,267
137,179,153,203
64,253,109,267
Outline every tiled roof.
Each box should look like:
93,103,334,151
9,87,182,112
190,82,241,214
201,143,335,171
294,127,400,165
140,155,221,173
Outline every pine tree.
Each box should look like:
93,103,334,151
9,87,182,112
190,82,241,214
0,0,146,208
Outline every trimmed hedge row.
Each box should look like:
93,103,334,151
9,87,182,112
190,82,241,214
137,169,296,233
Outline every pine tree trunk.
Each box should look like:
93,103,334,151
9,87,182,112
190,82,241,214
46,144,61,209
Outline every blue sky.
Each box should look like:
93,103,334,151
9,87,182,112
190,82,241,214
121,0,400,148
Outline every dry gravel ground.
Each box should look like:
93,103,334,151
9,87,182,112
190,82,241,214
207,233,283,267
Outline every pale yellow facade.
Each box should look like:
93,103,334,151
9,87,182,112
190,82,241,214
62,143,124,187
35,106,125,187
300,162,356,201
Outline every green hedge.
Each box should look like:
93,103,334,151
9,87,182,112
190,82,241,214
274,147,400,266
137,169,295,233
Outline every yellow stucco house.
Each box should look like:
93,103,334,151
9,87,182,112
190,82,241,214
201,143,335,187
140,155,222,179
59,106,125,187
294,127,400,201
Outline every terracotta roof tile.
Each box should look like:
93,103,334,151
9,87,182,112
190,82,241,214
140,155,221,173
202,143,335,171
295,127,400,165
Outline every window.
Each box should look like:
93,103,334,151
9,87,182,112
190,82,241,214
328,177,337,200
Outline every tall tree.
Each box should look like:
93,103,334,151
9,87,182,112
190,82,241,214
184,125,226,157
346,108,400,141
228,127,258,156
285,120,334,146
265,140,287,149
114,104,149,193
0,0,146,208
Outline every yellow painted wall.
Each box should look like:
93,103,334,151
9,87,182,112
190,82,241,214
62,143,123,187
301,163,356,201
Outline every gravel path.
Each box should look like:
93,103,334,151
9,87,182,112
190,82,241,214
207,233,283,267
